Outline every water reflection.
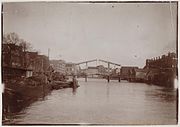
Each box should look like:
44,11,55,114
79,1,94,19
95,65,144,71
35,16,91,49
8,78,177,125
72,87,77,95
2,84,51,121
145,86,177,103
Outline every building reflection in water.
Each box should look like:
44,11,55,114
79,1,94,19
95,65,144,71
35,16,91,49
145,87,177,103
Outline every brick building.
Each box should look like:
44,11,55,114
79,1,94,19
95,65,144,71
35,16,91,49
145,52,177,70
144,52,177,87
2,44,33,79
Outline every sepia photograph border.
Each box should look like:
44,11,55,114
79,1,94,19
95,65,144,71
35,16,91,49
0,0,179,126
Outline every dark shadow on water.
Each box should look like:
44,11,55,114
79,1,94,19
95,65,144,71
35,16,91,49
72,87,77,95
145,86,177,103
2,84,52,125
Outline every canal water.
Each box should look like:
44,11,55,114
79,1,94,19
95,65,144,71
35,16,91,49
13,78,177,125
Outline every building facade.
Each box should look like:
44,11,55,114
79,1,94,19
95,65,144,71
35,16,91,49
144,52,177,87
50,60,66,74
24,51,38,69
120,66,138,80
2,44,24,68
35,55,50,73
65,62,77,75
145,52,177,70
2,44,34,79
128,68,148,82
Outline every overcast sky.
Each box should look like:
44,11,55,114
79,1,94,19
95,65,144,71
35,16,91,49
3,2,177,68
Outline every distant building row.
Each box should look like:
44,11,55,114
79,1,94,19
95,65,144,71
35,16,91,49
78,65,120,78
120,52,177,87
2,43,84,79
49,60,78,75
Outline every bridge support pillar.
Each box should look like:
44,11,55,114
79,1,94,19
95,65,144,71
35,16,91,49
85,62,88,82
118,76,121,82
107,76,110,83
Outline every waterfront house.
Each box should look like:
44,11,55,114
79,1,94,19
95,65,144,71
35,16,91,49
2,66,33,80
24,51,38,68
65,62,77,75
120,66,138,80
2,44,33,81
50,59,66,74
144,52,177,87
129,68,147,82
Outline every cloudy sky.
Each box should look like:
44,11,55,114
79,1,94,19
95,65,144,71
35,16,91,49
3,2,177,68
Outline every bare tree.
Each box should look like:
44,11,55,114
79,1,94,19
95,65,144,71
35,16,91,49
2,32,34,68
19,39,33,52
3,33,33,51
19,39,33,68
3,32,20,45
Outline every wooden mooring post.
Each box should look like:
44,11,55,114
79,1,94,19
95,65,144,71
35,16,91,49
85,62,88,82
107,62,110,83
107,75,110,83
118,76,121,82
72,75,77,89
